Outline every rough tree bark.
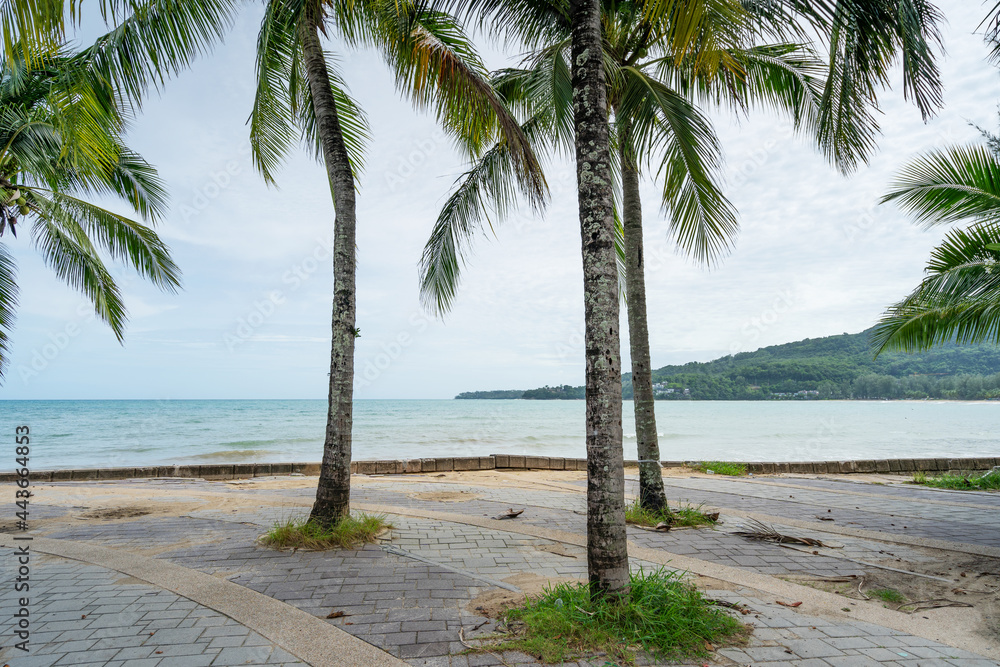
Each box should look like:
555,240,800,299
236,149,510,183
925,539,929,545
619,118,667,512
570,0,630,597
300,6,357,528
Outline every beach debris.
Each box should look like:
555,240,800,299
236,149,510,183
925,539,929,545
492,508,524,520
326,610,349,619
708,599,751,615
897,599,974,613
857,576,870,600
733,519,831,547
775,600,802,608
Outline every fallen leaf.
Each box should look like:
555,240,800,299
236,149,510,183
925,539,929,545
776,600,802,607
326,611,349,619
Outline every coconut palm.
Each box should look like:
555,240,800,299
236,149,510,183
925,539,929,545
422,0,944,517
426,0,943,594
249,0,544,527
0,48,178,381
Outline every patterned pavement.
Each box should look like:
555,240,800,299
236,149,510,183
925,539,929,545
2,470,998,666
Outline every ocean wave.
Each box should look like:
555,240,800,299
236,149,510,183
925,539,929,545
212,438,318,448
189,449,279,461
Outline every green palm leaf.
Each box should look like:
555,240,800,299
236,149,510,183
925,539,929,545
0,241,16,377
881,145,1000,228
420,112,549,315
620,66,737,264
37,189,180,290
31,209,129,341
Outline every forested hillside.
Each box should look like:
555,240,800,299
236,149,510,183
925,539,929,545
458,330,1000,400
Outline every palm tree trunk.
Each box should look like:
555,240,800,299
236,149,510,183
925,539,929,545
619,119,667,512
571,0,629,598
299,7,356,528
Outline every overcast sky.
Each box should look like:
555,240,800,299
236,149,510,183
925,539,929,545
3,1,999,400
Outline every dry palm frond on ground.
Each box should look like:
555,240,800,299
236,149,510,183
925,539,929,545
732,519,831,547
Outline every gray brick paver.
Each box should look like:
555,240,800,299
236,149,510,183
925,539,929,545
12,477,1000,667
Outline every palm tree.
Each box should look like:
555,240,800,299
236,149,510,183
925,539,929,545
422,0,944,514
249,0,544,527
0,48,178,380
872,134,1000,353
569,0,631,598
425,0,943,595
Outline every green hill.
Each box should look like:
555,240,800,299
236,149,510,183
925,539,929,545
457,330,1000,400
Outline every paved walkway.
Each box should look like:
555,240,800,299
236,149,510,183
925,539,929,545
2,470,998,666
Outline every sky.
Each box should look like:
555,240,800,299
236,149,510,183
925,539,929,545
3,1,1000,400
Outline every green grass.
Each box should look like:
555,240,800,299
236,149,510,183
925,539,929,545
488,569,746,664
624,499,718,528
259,513,392,550
692,461,747,476
869,588,906,604
910,468,1000,491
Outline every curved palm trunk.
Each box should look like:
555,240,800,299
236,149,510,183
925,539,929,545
571,0,629,598
299,9,356,528
619,122,667,512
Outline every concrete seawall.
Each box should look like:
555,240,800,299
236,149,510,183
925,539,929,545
4,455,998,482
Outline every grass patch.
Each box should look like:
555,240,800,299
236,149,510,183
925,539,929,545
259,513,392,550
489,569,746,664
693,461,747,476
910,468,1000,491
870,588,906,604
625,499,718,528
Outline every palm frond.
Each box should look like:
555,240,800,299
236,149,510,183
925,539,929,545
873,224,1000,354
74,0,242,107
881,145,1000,228
30,208,129,341
620,66,737,264
36,189,181,291
377,2,547,209
419,112,549,315
0,241,17,380
251,0,300,184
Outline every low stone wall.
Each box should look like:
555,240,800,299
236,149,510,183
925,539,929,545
3,455,997,483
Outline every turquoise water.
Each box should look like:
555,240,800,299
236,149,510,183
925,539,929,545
0,399,996,470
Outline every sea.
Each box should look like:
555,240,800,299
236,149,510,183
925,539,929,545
0,399,997,471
